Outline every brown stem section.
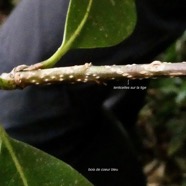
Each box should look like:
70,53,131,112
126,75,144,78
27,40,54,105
1,61,186,90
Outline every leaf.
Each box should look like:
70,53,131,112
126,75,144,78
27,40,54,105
63,0,136,48
42,0,93,68
0,126,93,186
35,0,136,68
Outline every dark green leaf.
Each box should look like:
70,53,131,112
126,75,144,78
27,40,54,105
0,126,93,186
63,0,136,48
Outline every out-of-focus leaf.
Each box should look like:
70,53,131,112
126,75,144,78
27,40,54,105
167,119,186,156
176,91,186,104
0,126,93,186
168,137,184,156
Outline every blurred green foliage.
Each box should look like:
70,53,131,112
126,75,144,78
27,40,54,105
138,31,186,185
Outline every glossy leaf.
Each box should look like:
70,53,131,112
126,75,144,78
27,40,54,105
0,126,93,186
63,0,136,48
41,0,136,68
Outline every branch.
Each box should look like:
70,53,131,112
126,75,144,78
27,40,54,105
1,61,186,90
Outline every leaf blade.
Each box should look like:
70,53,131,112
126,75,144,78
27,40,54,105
0,126,93,186
64,0,136,48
